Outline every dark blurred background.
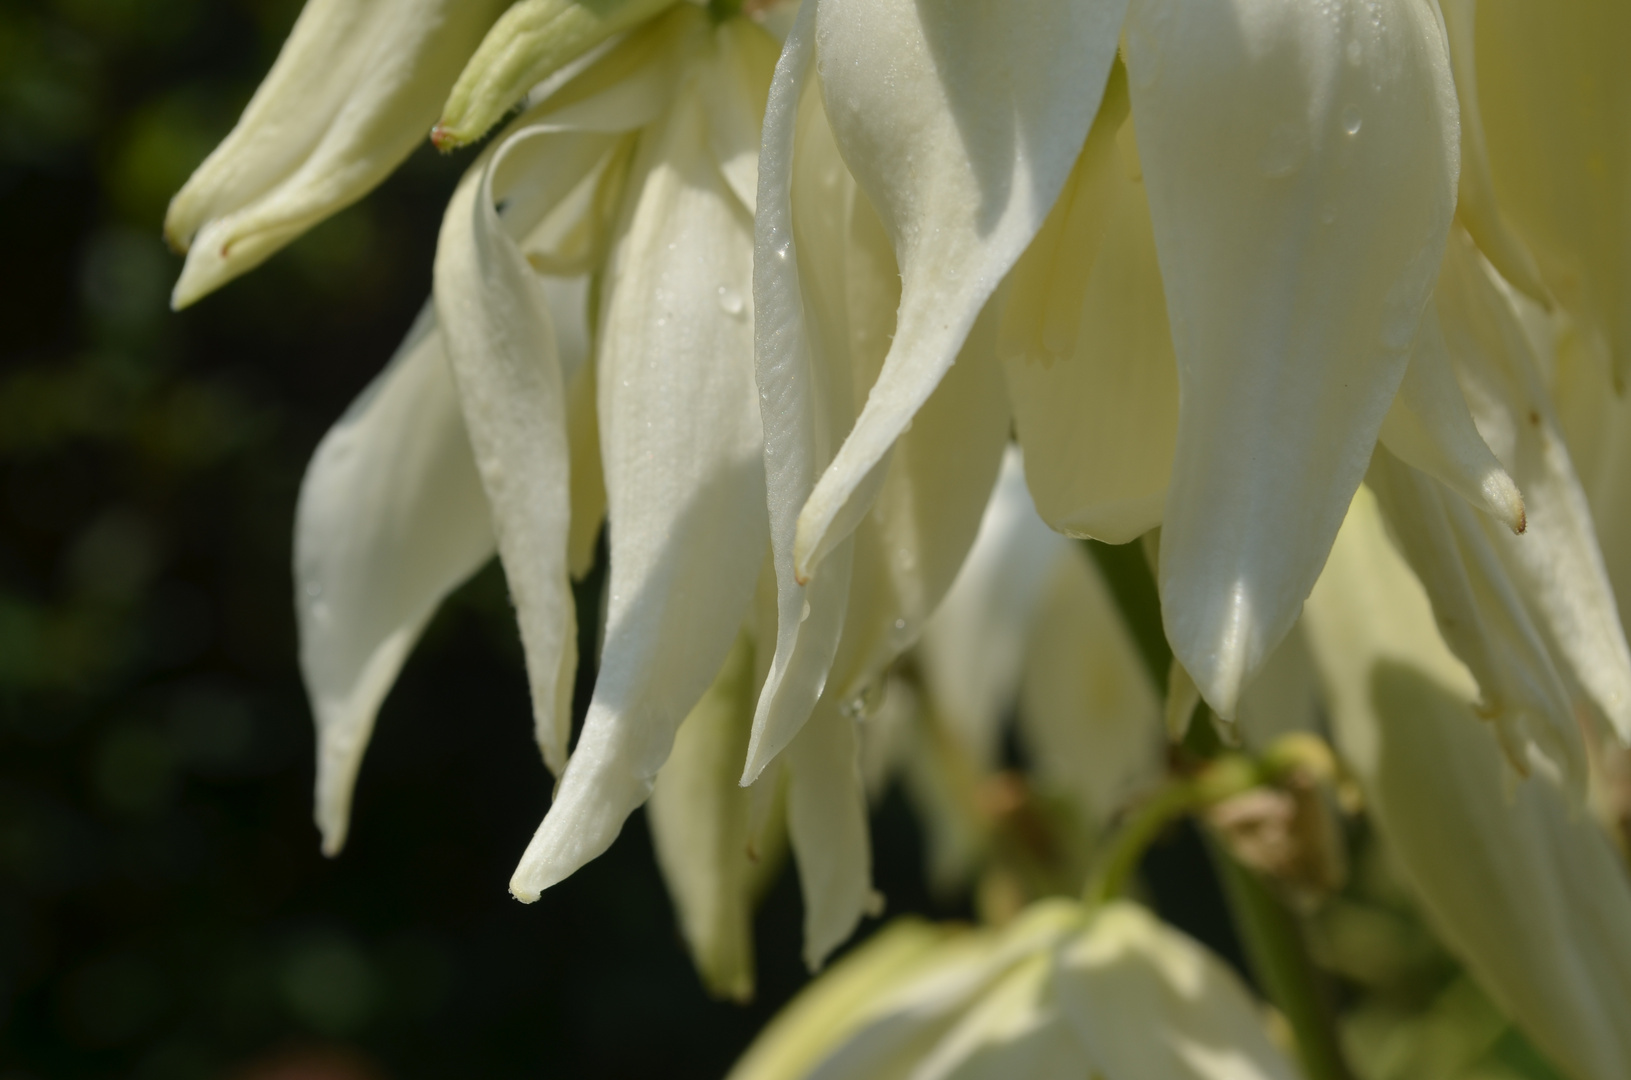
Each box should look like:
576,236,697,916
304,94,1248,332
0,2,1241,1077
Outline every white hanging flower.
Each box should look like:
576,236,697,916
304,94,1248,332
727,899,1298,1080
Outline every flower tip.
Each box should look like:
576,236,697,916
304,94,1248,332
508,879,541,904
429,124,464,153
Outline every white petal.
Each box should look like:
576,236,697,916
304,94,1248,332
725,919,954,1080
1054,902,1299,1080
909,956,1076,1080
1018,550,1164,827
786,698,875,971
1126,0,1460,718
1304,487,1631,1080
918,447,1074,769
511,55,770,897
1378,306,1525,533
168,0,507,307
791,0,1129,580
1000,69,1178,545
296,307,494,855
801,901,1088,1079
434,131,577,797
1366,448,1584,784
743,4,858,784
1437,229,1631,743
647,631,761,1002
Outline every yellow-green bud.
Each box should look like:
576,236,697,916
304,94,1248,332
433,0,678,150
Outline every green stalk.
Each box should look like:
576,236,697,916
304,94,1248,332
1207,836,1356,1080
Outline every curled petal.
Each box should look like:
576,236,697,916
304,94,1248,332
791,0,1129,580
168,0,506,307
296,308,493,855
434,132,577,789
744,3,858,784
512,37,772,897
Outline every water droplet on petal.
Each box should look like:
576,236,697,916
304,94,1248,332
800,600,811,622
717,285,745,316
1341,105,1363,136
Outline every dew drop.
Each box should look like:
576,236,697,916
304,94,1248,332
717,285,745,316
1341,105,1363,136
800,600,811,622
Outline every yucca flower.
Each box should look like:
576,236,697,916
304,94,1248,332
728,899,1298,1080
167,0,1631,1075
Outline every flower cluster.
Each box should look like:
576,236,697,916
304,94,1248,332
166,0,1631,1076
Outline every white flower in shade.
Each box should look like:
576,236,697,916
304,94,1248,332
1302,484,1631,1080
726,898,1298,1080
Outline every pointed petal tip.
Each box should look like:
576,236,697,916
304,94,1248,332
429,124,467,153
1482,470,1527,535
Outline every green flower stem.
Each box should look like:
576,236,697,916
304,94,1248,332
1208,835,1356,1080
1082,755,1265,906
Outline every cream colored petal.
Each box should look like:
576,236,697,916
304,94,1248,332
918,447,1073,770
1366,448,1583,783
786,697,874,972
1378,306,1525,533
1125,0,1459,718
726,918,955,1080
800,901,1088,1080
1000,68,1178,545
1018,550,1164,828
744,4,858,784
909,956,1078,1080
1303,487,1631,1080
434,134,576,791
527,3,705,133
1473,0,1631,382
1436,229,1631,744
433,0,679,149
648,631,761,1002
296,307,494,856
791,0,1129,580
1054,902,1299,1080
698,18,781,215
511,71,769,898
168,0,508,307
1435,0,1548,305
